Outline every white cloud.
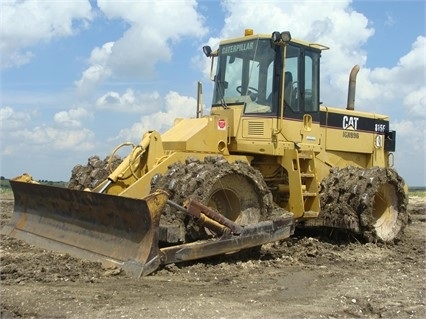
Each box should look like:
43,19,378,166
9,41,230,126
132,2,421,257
12,126,95,151
392,119,425,154
76,0,207,96
164,91,198,115
392,118,425,186
74,42,113,95
112,112,171,143
403,88,426,118
96,89,161,114
351,36,426,116
54,107,93,127
397,36,426,82
112,91,197,141
219,0,372,49
366,37,425,87
1,0,93,68
0,104,95,159
0,106,31,130
384,12,396,27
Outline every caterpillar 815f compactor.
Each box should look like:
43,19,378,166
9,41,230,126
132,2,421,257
3,29,408,278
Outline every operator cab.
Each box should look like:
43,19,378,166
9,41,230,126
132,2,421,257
204,30,327,121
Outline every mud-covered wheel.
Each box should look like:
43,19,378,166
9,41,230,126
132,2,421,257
319,166,408,242
206,173,264,224
151,156,275,243
67,155,122,190
368,183,401,241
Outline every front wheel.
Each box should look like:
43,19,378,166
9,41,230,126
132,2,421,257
151,156,275,243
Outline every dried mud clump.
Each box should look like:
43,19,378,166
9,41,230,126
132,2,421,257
67,155,122,190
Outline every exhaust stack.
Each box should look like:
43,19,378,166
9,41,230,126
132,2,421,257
347,65,360,110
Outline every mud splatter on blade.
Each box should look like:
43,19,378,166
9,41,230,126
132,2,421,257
1,181,168,277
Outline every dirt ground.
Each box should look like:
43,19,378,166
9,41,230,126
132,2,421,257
0,195,425,319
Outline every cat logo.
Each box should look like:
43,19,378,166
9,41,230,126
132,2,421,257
342,116,359,130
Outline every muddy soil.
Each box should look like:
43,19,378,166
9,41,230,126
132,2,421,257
0,195,425,319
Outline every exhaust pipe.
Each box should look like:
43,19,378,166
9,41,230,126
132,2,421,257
347,65,360,110
196,81,204,118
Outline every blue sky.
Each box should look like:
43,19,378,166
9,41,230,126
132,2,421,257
1,0,425,186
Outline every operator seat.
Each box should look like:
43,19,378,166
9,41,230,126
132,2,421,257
284,71,293,108
264,71,294,113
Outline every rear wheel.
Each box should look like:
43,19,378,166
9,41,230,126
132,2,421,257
318,166,408,242
151,156,274,243
371,183,400,241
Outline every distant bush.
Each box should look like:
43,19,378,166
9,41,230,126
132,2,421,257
0,179,11,189
0,179,12,198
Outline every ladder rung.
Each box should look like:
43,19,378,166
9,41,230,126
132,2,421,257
303,211,319,218
298,152,313,159
303,192,317,197
301,173,315,178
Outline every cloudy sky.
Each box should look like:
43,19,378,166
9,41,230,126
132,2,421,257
1,0,425,186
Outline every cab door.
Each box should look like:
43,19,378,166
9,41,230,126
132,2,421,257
282,44,321,147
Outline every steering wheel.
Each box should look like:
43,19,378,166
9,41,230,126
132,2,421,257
236,85,258,95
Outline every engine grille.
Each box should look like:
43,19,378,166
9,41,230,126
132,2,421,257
247,121,264,136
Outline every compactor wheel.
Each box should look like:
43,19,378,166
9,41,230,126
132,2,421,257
68,155,122,190
319,166,408,242
151,156,274,243
370,183,400,241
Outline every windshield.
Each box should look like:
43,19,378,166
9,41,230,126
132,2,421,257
213,38,276,113
212,37,320,116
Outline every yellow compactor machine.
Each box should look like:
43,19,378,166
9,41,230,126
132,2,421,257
2,30,408,277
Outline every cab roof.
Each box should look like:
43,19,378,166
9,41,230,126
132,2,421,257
219,31,330,52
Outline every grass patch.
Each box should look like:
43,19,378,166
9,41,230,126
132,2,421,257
0,189,14,200
409,190,426,198
409,187,426,198
0,179,13,199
